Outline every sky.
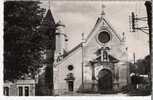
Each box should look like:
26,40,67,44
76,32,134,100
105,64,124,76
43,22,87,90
40,1,149,61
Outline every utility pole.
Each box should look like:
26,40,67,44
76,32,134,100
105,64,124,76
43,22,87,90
129,1,152,93
144,1,152,95
81,33,85,89
144,1,152,91
130,1,152,55
133,53,138,73
145,1,152,56
133,53,136,65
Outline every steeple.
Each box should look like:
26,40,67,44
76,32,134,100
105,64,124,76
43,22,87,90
39,0,55,31
43,9,56,29
39,4,56,52
38,2,56,95
55,20,67,62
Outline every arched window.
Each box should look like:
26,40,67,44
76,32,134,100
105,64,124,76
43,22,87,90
103,50,108,61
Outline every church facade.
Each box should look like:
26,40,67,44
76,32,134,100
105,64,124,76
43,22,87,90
53,11,130,95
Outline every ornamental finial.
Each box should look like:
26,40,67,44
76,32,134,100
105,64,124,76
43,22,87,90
101,4,106,16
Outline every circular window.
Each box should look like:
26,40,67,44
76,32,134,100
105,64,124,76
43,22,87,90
98,31,110,43
68,65,74,71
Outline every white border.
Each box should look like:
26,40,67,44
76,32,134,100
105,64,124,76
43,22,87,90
1,0,152,100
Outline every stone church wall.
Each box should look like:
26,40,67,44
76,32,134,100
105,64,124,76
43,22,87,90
54,47,83,95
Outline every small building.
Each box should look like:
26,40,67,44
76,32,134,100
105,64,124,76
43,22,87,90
4,79,36,96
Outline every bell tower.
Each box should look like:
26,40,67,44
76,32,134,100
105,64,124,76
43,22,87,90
55,20,68,62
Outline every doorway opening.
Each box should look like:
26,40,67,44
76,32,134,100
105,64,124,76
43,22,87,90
98,69,113,92
68,81,74,91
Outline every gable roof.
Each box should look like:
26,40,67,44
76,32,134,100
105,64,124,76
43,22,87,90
85,16,122,44
56,15,123,65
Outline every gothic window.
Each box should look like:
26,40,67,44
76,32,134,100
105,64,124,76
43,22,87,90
4,87,9,96
98,31,110,43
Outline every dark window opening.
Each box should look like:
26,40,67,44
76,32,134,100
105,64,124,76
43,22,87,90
18,87,23,96
68,81,74,91
4,87,9,96
68,65,74,71
103,50,108,61
24,86,29,96
98,31,110,43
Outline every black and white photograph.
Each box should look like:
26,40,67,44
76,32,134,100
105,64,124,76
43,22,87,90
3,0,152,97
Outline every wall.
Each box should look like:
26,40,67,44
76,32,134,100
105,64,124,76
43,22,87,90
54,47,83,95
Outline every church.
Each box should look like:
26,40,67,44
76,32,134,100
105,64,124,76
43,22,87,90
53,6,130,95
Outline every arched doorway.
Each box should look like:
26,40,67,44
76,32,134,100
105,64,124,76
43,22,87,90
98,69,113,91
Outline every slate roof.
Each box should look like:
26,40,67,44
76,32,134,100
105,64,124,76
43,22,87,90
39,9,56,33
43,9,56,28
63,43,82,58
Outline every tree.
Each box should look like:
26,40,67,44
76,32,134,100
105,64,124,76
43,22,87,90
129,55,150,75
136,55,150,75
144,55,150,74
4,1,46,80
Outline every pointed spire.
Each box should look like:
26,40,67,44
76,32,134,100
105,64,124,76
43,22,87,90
43,9,56,28
39,7,56,33
45,0,55,28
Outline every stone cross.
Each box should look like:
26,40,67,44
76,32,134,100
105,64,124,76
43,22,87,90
101,4,106,16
